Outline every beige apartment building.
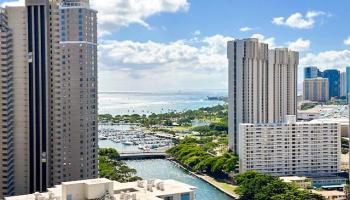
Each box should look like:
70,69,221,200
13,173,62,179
0,8,15,198
303,77,329,102
0,0,98,198
268,48,298,123
227,38,298,153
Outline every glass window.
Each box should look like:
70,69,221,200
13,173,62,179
181,193,190,200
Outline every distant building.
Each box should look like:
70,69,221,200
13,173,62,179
346,67,350,95
239,115,340,177
280,176,312,189
340,72,347,98
297,109,321,121
312,190,346,200
5,178,196,200
304,66,320,79
303,78,329,102
227,38,298,153
323,69,340,98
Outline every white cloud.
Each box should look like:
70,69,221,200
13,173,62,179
300,50,350,70
98,34,234,91
239,27,253,32
251,33,276,48
194,30,201,36
99,34,234,72
2,0,190,37
90,0,190,36
287,38,311,52
272,11,326,29
344,36,350,46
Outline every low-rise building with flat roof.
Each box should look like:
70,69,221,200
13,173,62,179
280,176,312,188
311,190,346,200
5,178,196,200
297,108,321,121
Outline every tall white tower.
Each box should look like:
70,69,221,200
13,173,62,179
227,39,299,153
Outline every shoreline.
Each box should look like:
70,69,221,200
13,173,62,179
167,158,239,199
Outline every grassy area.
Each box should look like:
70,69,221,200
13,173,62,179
168,126,192,132
198,175,239,198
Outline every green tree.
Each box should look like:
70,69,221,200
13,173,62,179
99,148,120,159
235,171,325,200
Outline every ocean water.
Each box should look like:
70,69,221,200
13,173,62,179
98,90,227,115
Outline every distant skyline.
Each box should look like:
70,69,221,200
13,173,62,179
1,0,350,92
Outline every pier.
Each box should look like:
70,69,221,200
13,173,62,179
118,151,168,160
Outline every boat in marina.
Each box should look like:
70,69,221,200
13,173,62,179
123,141,133,145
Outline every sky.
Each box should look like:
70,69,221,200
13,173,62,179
1,0,350,92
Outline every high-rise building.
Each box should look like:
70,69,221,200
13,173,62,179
239,116,340,177
304,66,320,79
346,67,350,95
340,72,347,98
0,8,15,198
322,69,340,98
51,0,98,186
0,0,98,198
227,38,298,153
7,5,29,196
268,48,298,123
25,0,51,193
303,78,329,102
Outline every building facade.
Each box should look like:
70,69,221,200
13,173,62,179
227,38,298,153
0,8,15,198
239,116,341,177
7,5,29,196
303,78,329,102
51,0,98,186
323,69,340,98
304,66,320,79
346,67,350,95
268,48,298,123
340,72,347,98
0,0,98,197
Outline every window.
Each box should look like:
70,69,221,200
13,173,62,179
67,194,72,200
181,193,190,200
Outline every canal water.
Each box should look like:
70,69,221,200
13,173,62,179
99,141,234,200
126,159,234,200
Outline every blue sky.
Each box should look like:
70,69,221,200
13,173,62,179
2,0,350,92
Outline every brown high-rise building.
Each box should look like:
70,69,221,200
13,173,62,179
0,0,98,198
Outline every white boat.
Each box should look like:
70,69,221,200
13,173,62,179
123,141,133,145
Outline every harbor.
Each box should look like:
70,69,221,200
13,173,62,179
98,123,235,200
98,123,174,153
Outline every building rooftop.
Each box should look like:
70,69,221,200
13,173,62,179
311,118,349,125
311,190,346,198
5,178,196,200
280,176,310,182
